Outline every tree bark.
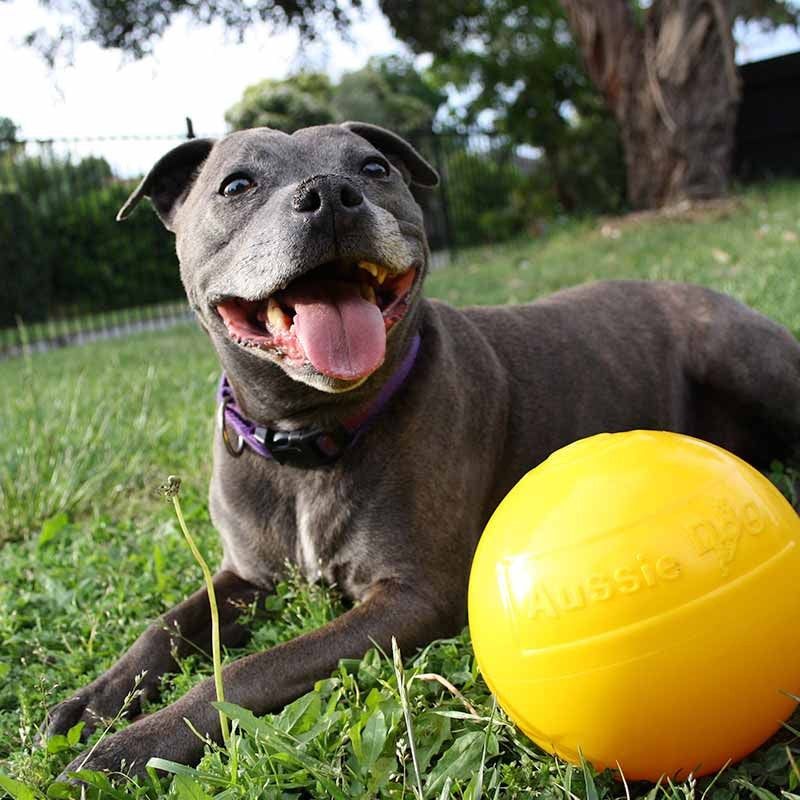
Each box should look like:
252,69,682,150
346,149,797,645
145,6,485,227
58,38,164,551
562,0,740,209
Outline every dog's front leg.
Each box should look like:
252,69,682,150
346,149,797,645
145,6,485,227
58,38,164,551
46,570,265,742
60,578,455,779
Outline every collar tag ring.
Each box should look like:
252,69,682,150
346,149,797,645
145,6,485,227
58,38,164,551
217,397,245,457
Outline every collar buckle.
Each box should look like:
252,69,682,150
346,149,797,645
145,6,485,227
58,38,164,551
266,426,353,468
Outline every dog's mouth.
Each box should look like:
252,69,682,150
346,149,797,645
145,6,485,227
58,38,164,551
214,259,417,382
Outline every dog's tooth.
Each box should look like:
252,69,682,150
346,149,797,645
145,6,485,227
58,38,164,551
267,297,290,332
358,260,379,278
357,261,389,284
360,283,377,305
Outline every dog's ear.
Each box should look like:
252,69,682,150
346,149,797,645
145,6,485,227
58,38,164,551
340,122,439,188
117,138,216,230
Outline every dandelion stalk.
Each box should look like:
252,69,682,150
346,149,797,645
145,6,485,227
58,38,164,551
161,476,229,744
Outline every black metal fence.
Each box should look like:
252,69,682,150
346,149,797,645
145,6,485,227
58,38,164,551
0,133,196,357
0,127,538,358
734,50,800,179
416,131,541,251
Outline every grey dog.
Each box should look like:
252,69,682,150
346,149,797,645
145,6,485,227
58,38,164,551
46,122,800,777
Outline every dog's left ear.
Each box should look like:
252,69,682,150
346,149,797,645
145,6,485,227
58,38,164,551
341,122,439,188
117,137,216,230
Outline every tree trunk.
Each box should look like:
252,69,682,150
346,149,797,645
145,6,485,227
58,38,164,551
562,0,740,209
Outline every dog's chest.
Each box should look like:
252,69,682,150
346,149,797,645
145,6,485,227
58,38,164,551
213,440,392,601
294,493,326,582
292,482,352,584
214,455,374,595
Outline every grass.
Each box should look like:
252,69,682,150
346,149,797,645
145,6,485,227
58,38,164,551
427,181,800,334
2,179,800,798
0,325,216,544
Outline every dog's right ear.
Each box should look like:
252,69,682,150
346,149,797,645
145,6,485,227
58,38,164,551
117,138,215,230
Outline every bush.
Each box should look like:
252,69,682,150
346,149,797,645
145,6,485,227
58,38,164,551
439,145,538,247
0,152,181,326
0,190,44,328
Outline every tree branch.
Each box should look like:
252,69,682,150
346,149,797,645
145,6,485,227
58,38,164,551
709,0,742,98
560,0,642,111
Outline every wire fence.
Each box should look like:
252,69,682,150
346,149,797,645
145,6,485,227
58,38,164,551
0,125,539,359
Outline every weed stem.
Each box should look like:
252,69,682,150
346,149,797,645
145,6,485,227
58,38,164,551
166,478,229,744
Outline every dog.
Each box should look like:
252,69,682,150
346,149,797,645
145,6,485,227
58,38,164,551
46,122,800,778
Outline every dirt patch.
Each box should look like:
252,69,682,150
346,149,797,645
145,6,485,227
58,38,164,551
597,197,744,238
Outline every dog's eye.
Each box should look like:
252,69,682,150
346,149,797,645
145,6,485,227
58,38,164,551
220,175,255,197
361,159,390,179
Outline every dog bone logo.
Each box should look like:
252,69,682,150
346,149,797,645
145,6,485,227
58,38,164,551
687,498,765,576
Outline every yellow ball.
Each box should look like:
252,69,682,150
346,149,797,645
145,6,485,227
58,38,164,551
469,430,800,781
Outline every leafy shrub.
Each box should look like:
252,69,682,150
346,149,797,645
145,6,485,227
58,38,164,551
0,152,181,326
439,146,536,247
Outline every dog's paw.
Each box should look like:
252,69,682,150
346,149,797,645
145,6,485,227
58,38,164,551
44,676,141,742
58,733,148,784
57,709,204,784
44,694,93,741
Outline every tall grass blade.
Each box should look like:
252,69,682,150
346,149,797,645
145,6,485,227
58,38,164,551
393,637,424,800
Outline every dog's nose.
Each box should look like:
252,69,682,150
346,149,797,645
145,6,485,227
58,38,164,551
292,175,364,216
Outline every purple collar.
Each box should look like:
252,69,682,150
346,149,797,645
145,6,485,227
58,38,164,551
217,333,421,468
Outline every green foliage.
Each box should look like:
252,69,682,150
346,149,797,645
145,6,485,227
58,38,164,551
380,0,627,215
224,73,336,132
551,106,627,215
335,69,430,135
0,190,40,327
439,144,533,246
732,0,800,27
225,56,445,135
435,126,625,249
373,56,447,124
380,0,800,55
380,0,800,213
0,150,181,327
22,0,357,64
43,0,796,69
0,117,19,151
334,57,446,135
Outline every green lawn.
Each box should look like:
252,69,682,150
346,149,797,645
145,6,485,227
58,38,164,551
2,180,800,799
427,181,800,335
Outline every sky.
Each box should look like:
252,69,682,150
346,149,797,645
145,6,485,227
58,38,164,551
0,0,405,140
1,0,799,174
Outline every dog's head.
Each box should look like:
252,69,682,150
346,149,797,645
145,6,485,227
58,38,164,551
119,123,438,393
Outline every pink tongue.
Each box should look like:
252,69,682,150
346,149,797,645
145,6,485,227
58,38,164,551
290,280,386,380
